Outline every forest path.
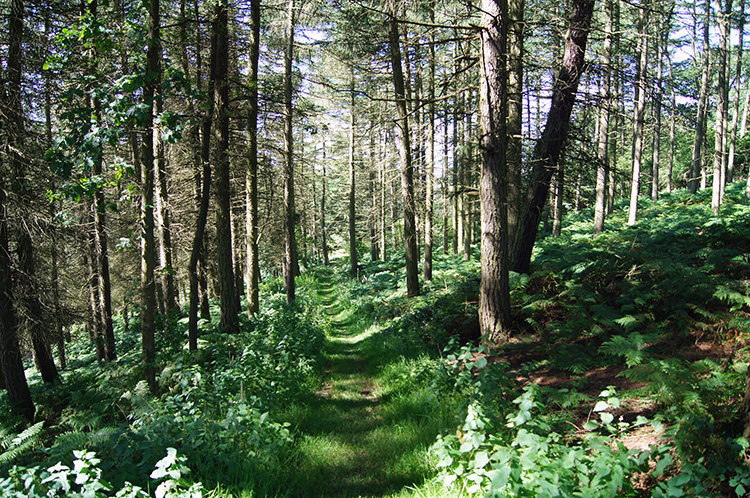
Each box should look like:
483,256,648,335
280,268,432,498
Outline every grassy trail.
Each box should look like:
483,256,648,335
278,270,440,498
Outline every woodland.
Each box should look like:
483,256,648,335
1,0,750,496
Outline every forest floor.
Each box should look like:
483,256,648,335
277,270,444,498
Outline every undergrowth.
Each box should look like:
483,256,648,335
2,182,750,497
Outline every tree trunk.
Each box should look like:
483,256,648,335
728,0,744,184
627,0,649,226
424,0,436,281
0,178,34,421
369,121,379,262
594,0,613,236
348,73,358,278
479,0,512,345
245,0,261,316
321,134,329,266
506,0,524,247
283,0,298,303
511,0,594,274
667,47,676,194
141,0,160,393
713,0,731,213
651,17,666,201
212,0,238,330
690,0,711,194
388,0,419,297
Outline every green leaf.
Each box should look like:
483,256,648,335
593,401,609,412
474,451,490,469
600,412,614,425
653,454,673,478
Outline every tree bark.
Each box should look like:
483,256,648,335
283,0,299,303
141,0,160,394
690,0,711,194
511,0,594,274
388,0,420,297
479,0,512,345
0,180,34,421
424,0,436,281
348,73,358,278
245,0,261,316
212,0,238,330
651,16,665,201
728,0,744,184
713,0,731,213
506,0,524,247
594,0,613,236
627,1,649,226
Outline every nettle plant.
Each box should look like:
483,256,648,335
432,381,668,498
0,447,202,498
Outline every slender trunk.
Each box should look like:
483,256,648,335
369,122,379,261
211,0,238,330
479,0,511,344
348,73,358,278
155,100,178,314
667,48,676,193
651,18,665,201
627,1,649,226
511,0,594,273
283,0,298,302
321,135,329,266
690,0,711,194
506,0,524,247
142,0,160,393
424,0,436,281
0,180,34,420
388,0,419,297
729,0,744,184
594,0,613,235
245,0,261,316
713,0,731,213
552,162,564,237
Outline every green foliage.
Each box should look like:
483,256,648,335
0,448,202,498
0,422,44,465
431,386,655,498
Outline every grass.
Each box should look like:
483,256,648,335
273,268,457,498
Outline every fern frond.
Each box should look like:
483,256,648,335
0,421,43,464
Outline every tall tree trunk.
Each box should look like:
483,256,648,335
283,0,299,302
9,0,58,384
212,0,238,329
713,0,731,213
141,0,160,393
594,0,613,235
424,0,436,281
463,93,473,261
388,0,419,297
369,121,379,262
479,0,512,345
155,101,178,314
506,0,524,247
667,47,676,193
245,0,261,316
627,0,649,226
0,179,34,421
729,0,744,184
511,0,594,274
651,16,666,201
348,72,358,278
321,132,329,266
690,0,711,194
